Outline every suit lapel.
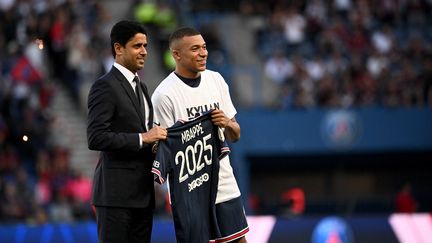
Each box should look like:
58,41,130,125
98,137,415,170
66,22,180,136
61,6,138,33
111,68,147,129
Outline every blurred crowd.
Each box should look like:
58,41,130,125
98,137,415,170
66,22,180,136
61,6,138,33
250,0,432,109
0,0,110,223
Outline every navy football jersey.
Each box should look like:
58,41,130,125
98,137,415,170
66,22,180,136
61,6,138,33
152,111,229,243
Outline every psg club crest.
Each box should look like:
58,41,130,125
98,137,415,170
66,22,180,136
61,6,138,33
321,110,362,150
311,216,354,243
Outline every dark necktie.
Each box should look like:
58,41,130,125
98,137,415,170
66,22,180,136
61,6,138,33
133,76,144,108
133,76,153,129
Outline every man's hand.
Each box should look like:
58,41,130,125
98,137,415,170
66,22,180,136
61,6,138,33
211,109,231,128
141,125,167,144
211,109,240,142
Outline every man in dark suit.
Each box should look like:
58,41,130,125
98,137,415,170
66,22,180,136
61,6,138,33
87,20,167,243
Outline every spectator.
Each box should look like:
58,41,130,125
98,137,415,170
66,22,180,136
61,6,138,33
282,6,307,55
371,24,395,55
63,169,92,220
279,187,306,217
49,191,74,223
0,180,28,222
264,49,294,85
64,170,92,204
395,182,417,213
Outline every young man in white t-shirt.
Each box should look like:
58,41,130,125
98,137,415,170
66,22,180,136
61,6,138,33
152,27,249,243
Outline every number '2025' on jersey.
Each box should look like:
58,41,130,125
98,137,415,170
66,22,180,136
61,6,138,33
152,111,230,243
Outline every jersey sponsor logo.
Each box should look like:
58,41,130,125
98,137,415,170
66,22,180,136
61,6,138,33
188,173,209,192
153,160,160,168
181,122,204,144
186,102,220,119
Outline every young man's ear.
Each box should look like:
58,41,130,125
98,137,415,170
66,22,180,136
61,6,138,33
172,49,181,60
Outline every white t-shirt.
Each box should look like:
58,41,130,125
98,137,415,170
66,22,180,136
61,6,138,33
152,70,241,204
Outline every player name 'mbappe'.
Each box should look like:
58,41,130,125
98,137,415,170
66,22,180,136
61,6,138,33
181,122,204,144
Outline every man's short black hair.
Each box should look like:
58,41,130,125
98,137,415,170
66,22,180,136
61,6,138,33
110,20,147,58
169,27,201,49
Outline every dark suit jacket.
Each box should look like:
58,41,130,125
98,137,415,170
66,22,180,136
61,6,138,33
87,67,155,208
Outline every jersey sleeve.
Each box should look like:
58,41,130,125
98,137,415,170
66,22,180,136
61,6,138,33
152,141,171,184
217,127,230,160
